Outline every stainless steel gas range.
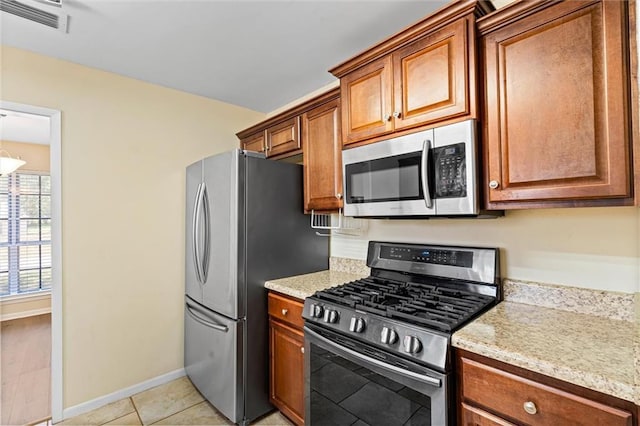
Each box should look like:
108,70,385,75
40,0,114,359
303,241,500,426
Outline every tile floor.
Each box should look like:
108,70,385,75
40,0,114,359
55,376,294,426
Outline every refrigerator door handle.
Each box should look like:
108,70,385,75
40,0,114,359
201,183,211,284
185,300,229,333
192,182,205,284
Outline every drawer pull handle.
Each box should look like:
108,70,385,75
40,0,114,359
523,401,537,415
300,347,305,354
281,309,288,316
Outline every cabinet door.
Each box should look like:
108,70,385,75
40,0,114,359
266,117,301,157
393,18,469,131
241,132,265,153
340,56,393,145
483,1,632,207
302,98,343,211
269,319,304,426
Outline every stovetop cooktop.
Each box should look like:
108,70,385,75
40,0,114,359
312,276,495,332
303,241,501,371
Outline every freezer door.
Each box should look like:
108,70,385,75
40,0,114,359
184,297,242,423
201,150,242,319
185,160,204,302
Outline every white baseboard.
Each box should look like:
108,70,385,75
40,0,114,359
1,307,51,322
62,368,186,420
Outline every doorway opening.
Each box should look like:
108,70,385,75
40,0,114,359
0,101,62,425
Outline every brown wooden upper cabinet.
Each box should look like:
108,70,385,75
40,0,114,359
241,131,266,154
302,97,343,212
479,0,636,209
238,117,301,159
330,0,492,146
266,117,301,158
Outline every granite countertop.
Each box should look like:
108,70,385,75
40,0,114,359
452,301,636,404
265,269,366,300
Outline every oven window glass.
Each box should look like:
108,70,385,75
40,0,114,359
345,152,423,204
309,342,432,426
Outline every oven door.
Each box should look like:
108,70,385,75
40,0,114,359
304,325,450,426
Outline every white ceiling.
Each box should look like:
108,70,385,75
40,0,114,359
1,0,454,114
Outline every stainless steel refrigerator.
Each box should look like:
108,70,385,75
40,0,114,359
184,149,328,425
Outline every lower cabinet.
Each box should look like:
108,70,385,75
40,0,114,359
268,291,305,426
457,350,635,426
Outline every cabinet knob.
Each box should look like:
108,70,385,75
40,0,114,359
392,111,401,119
300,346,305,354
384,114,392,122
336,193,343,200
281,308,288,316
523,401,537,415
489,180,500,189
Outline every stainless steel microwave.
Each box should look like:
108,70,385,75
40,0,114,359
342,119,499,218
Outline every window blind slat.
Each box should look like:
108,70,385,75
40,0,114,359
0,172,52,296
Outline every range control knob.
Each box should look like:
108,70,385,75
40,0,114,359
310,304,324,319
323,309,339,324
403,335,422,354
380,327,398,345
349,317,366,333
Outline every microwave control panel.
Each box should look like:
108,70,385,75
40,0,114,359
433,143,466,198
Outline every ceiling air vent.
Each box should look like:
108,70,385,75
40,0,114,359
0,0,68,32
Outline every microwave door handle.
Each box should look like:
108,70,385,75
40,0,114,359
421,139,433,209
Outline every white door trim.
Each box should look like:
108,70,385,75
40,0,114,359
1,101,63,423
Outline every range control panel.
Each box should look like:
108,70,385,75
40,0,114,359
380,245,473,268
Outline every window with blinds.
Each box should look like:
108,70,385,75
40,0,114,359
0,173,51,297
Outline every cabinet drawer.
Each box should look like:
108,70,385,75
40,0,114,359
268,292,304,329
460,357,633,426
460,403,515,426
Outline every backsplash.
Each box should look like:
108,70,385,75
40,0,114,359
329,207,640,294
329,257,369,276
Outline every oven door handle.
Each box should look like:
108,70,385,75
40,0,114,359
305,327,441,388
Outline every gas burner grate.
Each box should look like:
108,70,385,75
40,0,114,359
314,276,495,332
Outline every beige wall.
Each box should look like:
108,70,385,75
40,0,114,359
331,207,640,293
0,46,265,408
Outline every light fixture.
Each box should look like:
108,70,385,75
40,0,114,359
0,150,26,175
